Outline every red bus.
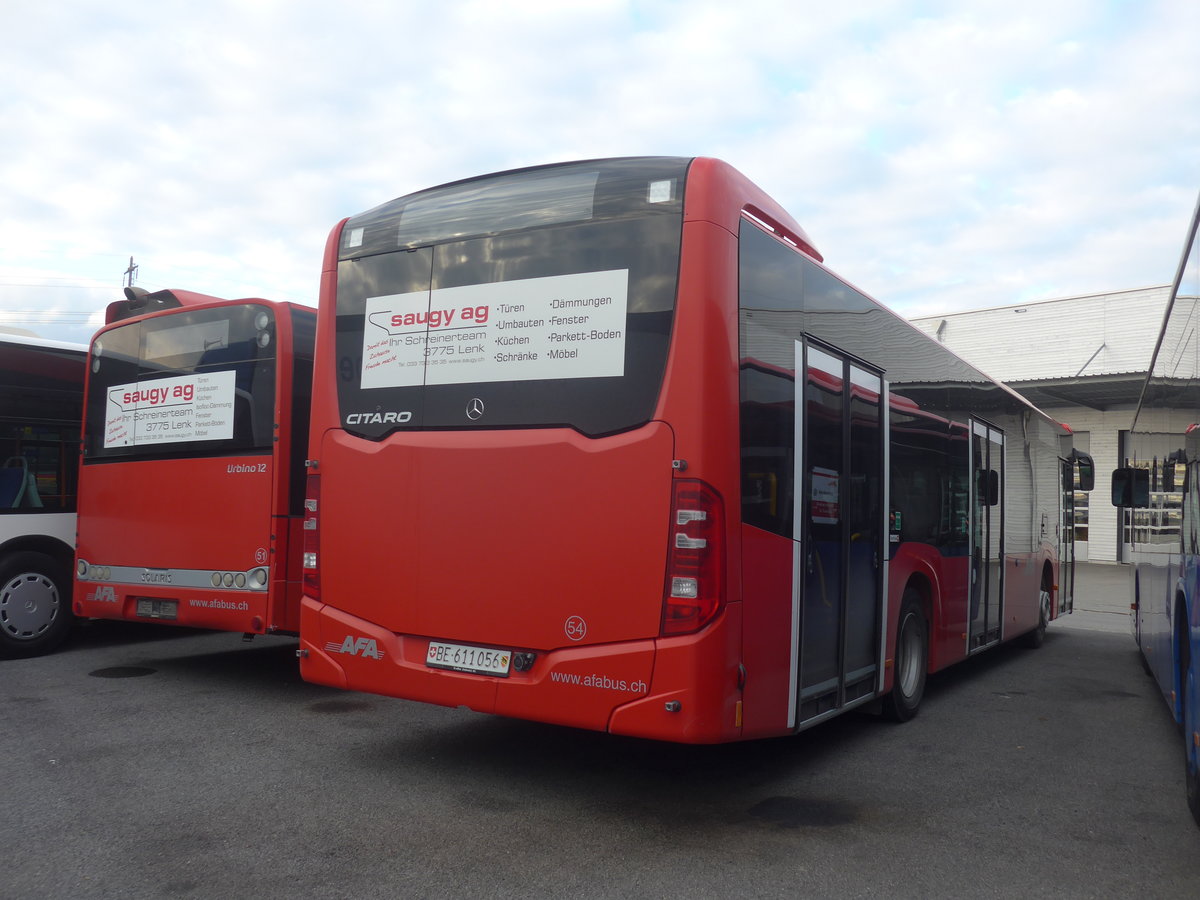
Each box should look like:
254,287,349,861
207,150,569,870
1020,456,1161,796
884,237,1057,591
0,333,85,658
298,157,1088,742
74,288,315,638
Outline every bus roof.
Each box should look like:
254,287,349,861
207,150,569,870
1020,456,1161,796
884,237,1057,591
0,331,87,354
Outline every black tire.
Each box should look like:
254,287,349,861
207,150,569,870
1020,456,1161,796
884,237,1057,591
1022,576,1052,649
0,551,73,659
884,588,927,722
1180,619,1200,827
1186,690,1200,828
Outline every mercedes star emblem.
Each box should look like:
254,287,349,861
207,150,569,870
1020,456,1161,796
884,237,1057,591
466,398,485,420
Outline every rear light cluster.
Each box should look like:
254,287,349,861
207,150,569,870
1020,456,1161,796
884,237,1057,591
662,479,725,635
302,473,320,601
210,569,268,590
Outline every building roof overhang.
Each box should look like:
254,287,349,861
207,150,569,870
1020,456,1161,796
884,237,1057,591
1006,372,1148,411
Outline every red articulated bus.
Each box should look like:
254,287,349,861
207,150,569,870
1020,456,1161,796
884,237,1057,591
74,288,314,638
298,157,1088,742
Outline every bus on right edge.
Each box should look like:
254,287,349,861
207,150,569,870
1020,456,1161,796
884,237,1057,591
1112,189,1200,827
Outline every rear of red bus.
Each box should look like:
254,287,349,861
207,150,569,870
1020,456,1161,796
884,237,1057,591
74,294,314,636
299,158,790,742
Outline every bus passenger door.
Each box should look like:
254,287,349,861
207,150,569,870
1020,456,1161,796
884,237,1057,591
969,421,1005,651
1059,457,1076,614
793,342,886,727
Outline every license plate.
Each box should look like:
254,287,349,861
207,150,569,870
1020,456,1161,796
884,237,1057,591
426,641,511,677
135,598,178,620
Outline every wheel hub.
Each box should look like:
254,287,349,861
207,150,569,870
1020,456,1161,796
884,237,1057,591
0,572,59,639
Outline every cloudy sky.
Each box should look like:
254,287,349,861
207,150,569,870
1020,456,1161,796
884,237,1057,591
2,0,1197,344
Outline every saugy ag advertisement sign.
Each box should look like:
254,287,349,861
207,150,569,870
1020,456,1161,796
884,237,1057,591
104,371,236,448
360,269,629,389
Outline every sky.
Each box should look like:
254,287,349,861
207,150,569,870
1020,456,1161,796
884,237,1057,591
1,0,1197,345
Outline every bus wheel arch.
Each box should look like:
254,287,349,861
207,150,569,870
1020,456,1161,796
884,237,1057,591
0,548,73,659
0,535,74,579
884,584,928,722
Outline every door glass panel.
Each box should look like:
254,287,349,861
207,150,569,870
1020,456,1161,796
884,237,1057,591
987,430,1004,641
969,427,986,646
796,346,884,721
1060,458,1075,613
800,349,844,711
844,366,882,698
969,422,1004,649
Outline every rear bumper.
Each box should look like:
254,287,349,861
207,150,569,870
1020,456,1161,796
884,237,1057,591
299,596,746,743
74,580,274,633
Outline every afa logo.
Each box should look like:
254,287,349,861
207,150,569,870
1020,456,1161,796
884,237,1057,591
326,635,384,660
88,586,118,604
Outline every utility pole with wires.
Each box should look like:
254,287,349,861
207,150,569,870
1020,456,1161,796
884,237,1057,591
123,256,138,288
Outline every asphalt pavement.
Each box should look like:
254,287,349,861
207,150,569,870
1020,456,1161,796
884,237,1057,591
4,561,1197,899
1058,561,1135,634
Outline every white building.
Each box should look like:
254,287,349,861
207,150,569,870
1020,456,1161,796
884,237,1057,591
910,285,1192,563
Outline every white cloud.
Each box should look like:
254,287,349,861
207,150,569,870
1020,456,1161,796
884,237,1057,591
0,0,1197,341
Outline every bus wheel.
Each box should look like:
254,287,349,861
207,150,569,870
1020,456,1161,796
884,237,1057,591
0,551,73,659
1186,690,1200,828
1023,578,1052,649
884,589,927,722
1181,626,1200,827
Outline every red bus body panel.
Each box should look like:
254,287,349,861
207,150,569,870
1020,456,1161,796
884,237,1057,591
739,525,795,738
74,454,293,632
302,423,680,733
73,297,307,635
312,423,675,647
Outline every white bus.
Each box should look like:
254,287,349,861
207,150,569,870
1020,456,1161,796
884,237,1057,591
0,333,86,658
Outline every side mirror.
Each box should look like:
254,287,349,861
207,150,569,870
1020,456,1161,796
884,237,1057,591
1075,455,1095,492
1070,451,1099,494
976,469,999,506
1111,467,1150,508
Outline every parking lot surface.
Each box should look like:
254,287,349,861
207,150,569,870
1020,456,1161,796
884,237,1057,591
3,563,1198,899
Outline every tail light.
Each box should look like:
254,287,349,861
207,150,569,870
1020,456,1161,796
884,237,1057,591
302,473,320,601
662,479,725,635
